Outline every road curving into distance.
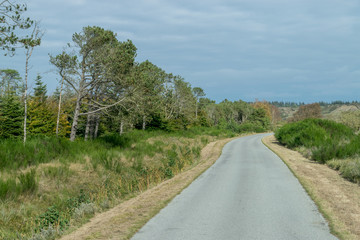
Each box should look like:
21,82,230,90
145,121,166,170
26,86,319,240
132,133,338,240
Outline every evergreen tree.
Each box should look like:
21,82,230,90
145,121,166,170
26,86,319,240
0,93,23,138
33,74,47,102
28,75,56,136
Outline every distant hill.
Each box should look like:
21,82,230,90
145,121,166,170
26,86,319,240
272,102,360,121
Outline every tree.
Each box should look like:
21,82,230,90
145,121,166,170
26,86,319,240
0,0,34,55
22,22,42,143
28,74,56,136
192,87,205,119
61,26,137,141
290,103,322,122
0,69,22,97
33,73,46,101
0,90,23,138
133,60,166,130
49,51,77,137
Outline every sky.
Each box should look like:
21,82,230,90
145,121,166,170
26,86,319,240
1,0,360,103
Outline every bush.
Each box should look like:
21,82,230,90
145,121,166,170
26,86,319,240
275,119,358,162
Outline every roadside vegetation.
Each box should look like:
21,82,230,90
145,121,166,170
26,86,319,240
0,128,242,239
0,1,284,239
275,118,360,184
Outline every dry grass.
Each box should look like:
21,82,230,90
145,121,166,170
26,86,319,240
263,135,360,240
60,136,238,240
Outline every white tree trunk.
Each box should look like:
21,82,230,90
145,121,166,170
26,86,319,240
142,115,146,130
120,119,124,135
70,95,82,141
23,56,28,144
94,115,100,138
56,75,64,137
84,113,91,141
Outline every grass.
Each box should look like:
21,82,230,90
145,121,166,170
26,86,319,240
327,159,360,184
0,127,238,239
0,169,38,200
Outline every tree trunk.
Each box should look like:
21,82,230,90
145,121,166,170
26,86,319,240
142,115,146,130
70,95,82,142
89,114,95,139
23,56,28,144
119,119,124,135
56,75,64,137
195,101,198,119
94,115,100,139
84,113,91,141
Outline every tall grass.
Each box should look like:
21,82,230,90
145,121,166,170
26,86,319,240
0,169,37,200
0,126,240,239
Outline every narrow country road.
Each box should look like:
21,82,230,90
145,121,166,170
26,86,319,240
132,133,338,240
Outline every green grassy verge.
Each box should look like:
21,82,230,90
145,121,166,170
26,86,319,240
0,127,237,239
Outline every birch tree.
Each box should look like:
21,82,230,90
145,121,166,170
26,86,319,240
21,22,42,143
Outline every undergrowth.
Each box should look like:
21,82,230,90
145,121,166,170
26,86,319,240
0,127,239,239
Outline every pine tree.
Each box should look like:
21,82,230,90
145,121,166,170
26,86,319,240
0,93,23,138
33,74,47,102
28,75,56,136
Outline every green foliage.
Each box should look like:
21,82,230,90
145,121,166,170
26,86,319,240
28,75,58,136
98,133,132,148
0,1,34,55
248,108,270,129
0,93,23,138
0,69,23,96
35,189,90,233
35,206,68,232
275,119,359,163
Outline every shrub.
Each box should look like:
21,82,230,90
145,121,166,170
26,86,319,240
275,119,357,162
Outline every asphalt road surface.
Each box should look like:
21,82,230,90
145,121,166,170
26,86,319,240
132,133,338,240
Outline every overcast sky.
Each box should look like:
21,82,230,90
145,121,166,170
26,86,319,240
1,0,360,103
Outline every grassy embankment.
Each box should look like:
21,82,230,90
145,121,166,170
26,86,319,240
0,127,238,239
275,118,360,183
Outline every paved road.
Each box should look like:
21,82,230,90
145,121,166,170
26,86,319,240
132,133,338,240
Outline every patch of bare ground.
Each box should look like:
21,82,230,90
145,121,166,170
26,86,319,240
263,135,360,240
60,136,239,240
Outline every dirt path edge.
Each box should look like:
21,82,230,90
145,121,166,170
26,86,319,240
60,135,243,240
262,135,360,240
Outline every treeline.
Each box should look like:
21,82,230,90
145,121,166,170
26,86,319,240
271,100,360,108
0,26,277,142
